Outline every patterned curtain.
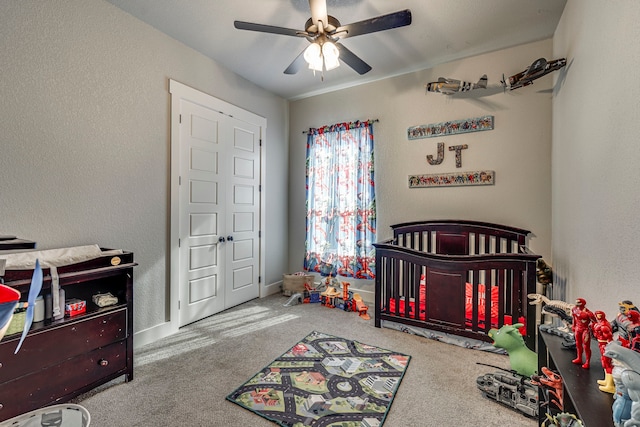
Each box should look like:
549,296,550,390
304,120,376,279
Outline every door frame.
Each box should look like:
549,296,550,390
169,79,266,334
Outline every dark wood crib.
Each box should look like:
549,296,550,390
373,220,541,350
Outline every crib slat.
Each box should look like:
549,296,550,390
470,275,479,332
392,257,400,316
497,268,505,329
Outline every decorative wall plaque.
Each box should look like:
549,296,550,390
408,170,495,188
407,115,494,140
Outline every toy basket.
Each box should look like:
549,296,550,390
0,403,91,426
282,273,314,296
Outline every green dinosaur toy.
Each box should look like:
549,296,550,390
488,323,537,377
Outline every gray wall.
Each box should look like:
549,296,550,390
552,0,640,318
289,39,554,293
6,0,636,345
0,0,289,342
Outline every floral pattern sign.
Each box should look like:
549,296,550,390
408,170,495,188
407,115,494,140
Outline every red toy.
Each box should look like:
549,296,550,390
611,300,640,343
592,310,615,392
571,298,596,369
352,293,370,320
531,366,564,411
625,311,640,352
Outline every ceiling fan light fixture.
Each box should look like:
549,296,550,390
322,41,340,70
235,3,412,77
304,43,323,71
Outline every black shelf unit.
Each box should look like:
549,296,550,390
538,330,614,426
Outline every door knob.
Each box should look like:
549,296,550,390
218,236,226,243
227,235,234,241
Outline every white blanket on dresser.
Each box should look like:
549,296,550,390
0,244,123,272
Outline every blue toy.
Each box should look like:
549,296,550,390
605,341,640,427
14,259,43,354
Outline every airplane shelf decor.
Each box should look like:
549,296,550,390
504,57,566,90
426,74,487,95
425,57,566,95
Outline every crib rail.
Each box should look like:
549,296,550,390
373,241,539,350
391,219,530,256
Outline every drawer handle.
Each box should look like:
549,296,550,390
99,359,109,367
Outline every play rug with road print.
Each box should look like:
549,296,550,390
226,331,411,427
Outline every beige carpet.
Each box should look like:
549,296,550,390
76,294,537,426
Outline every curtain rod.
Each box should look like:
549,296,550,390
302,118,379,134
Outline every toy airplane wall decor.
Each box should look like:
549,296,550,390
504,57,566,90
426,74,487,95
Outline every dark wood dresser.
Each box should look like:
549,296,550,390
0,250,136,421
0,236,36,251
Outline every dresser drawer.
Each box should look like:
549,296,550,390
0,309,127,383
0,340,127,421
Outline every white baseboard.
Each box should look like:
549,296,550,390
262,280,282,297
134,321,175,349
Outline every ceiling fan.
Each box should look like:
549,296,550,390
233,0,412,75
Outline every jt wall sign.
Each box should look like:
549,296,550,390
407,115,495,188
427,144,468,168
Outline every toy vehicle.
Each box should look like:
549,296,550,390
426,74,487,95
476,370,539,417
504,57,566,90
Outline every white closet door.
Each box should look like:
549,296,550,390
224,119,261,308
173,86,262,327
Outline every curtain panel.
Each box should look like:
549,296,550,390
304,120,376,279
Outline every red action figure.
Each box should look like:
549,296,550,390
625,310,640,346
592,310,615,392
571,298,596,369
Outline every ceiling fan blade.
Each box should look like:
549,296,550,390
335,9,412,39
234,20,307,37
336,43,372,75
309,0,328,28
284,50,307,75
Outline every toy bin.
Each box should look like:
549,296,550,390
0,404,90,426
282,273,314,296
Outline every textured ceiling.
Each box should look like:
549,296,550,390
106,0,567,100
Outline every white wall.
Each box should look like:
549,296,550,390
552,0,640,318
289,40,554,289
0,0,289,342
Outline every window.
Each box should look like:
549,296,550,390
304,120,376,279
